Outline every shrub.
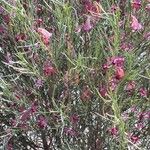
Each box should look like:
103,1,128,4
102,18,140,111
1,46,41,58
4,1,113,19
0,0,149,149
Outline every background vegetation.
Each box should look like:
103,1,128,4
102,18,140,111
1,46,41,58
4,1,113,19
0,0,150,149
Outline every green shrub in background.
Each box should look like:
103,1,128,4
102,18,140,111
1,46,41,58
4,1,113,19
0,0,149,149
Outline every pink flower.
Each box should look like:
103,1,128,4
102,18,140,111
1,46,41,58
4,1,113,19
139,87,148,97
30,102,38,113
64,127,77,136
35,78,44,88
82,0,97,14
20,109,31,121
44,66,55,76
112,57,125,67
108,127,118,137
70,114,79,124
99,86,108,97
20,102,37,121
125,81,136,91
115,67,125,80
43,61,56,76
83,16,93,32
138,111,150,121
3,14,10,24
131,15,143,32
35,18,43,26
104,56,125,69
131,0,141,10
37,115,47,129
102,63,110,71
15,33,27,42
37,28,52,45
130,135,139,144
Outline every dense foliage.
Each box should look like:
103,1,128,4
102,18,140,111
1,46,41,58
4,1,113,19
0,0,150,149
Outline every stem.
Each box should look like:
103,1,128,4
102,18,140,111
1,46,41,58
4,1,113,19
112,95,126,149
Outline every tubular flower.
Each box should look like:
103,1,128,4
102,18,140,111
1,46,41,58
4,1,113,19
37,28,52,45
131,15,143,32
